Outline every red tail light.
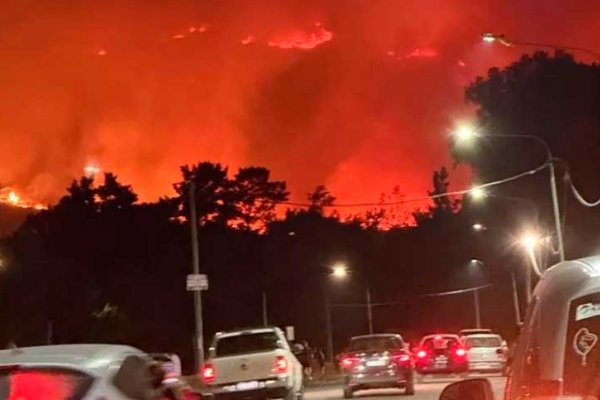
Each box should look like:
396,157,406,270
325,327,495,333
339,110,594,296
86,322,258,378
201,363,216,384
416,350,427,359
273,355,288,374
392,352,411,364
455,348,467,357
340,356,360,369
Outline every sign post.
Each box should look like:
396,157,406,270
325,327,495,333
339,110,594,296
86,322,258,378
189,182,206,371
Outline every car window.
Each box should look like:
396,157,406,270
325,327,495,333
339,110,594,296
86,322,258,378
215,332,282,357
465,336,502,348
112,355,156,400
349,337,403,351
421,336,460,350
0,367,93,400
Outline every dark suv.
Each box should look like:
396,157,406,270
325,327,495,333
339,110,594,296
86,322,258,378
339,334,415,397
414,334,468,379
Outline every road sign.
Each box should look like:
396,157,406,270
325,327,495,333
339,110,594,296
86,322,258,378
187,274,208,291
285,326,295,342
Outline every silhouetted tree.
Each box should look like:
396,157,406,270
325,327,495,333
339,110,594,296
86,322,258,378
413,166,459,225
96,173,138,211
462,51,600,257
307,185,335,214
231,167,289,230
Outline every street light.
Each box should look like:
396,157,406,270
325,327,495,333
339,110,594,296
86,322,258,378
481,32,600,60
454,123,479,142
454,126,564,261
472,223,485,232
324,262,375,363
330,263,348,279
469,186,488,201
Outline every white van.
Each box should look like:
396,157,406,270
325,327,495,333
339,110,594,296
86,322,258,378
440,255,600,400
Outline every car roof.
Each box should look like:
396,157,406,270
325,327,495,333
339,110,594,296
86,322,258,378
350,334,403,340
463,334,502,340
529,256,600,381
0,344,146,376
459,329,493,335
215,327,281,338
421,334,460,340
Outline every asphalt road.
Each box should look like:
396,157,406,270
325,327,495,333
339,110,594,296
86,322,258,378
306,376,506,400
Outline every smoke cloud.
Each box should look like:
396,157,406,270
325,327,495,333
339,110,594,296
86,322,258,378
0,0,598,205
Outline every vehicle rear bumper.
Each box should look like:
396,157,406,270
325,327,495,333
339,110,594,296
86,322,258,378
345,369,413,389
416,364,468,375
468,361,504,372
204,378,291,400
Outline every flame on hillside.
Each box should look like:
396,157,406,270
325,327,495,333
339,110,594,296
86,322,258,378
0,188,47,210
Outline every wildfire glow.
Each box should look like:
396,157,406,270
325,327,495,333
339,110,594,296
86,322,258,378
0,188,47,210
84,164,101,177
7,191,20,205
405,47,439,59
268,25,333,50
241,35,255,45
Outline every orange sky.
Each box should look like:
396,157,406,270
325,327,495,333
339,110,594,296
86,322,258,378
0,0,599,208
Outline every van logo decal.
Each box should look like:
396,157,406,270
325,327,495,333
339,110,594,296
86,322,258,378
575,303,600,321
573,328,598,366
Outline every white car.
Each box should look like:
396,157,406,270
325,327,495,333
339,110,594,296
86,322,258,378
0,344,196,399
202,327,304,400
462,333,507,374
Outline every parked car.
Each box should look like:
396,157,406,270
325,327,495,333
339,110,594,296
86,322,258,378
462,334,507,374
439,255,600,400
0,344,198,399
201,327,303,400
414,334,468,379
339,333,415,398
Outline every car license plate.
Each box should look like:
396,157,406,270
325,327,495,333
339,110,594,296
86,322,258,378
434,356,448,368
236,381,259,391
366,358,387,367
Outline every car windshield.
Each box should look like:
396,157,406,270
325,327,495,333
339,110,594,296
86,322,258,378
465,336,502,348
349,336,403,351
216,332,281,357
0,367,92,400
422,336,460,350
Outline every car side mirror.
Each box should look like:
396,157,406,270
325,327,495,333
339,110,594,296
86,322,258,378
439,378,494,400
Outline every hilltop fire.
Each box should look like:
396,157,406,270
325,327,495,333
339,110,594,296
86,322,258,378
0,188,47,210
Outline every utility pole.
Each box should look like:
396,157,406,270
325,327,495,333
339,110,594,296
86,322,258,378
323,283,334,363
473,288,481,329
511,271,522,325
262,291,269,326
189,182,205,370
366,286,374,334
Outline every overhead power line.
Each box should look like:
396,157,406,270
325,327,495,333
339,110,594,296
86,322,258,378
277,160,549,208
566,172,600,207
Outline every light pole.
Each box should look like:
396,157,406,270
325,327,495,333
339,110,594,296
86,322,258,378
188,182,205,370
324,263,374,362
469,260,483,329
482,33,600,60
456,127,565,262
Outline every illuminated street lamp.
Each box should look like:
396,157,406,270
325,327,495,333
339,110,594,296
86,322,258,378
330,263,349,280
452,123,564,261
519,233,540,252
469,186,487,201
472,223,485,232
481,32,600,60
324,262,374,362
453,123,479,142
